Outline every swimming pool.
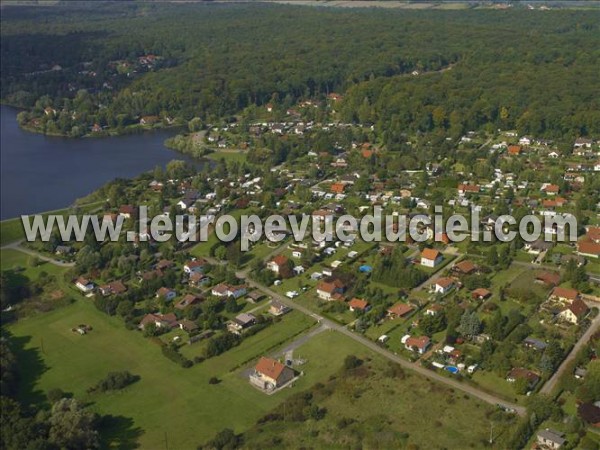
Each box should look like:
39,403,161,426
445,366,459,374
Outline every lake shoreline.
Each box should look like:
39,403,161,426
0,105,205,220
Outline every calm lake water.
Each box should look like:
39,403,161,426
0,105,199,220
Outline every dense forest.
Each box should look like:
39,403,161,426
1,2,599,138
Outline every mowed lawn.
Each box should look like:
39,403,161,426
7,299,356,449
1,249,65,277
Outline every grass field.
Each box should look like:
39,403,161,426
6,299,355,449
240,347,511,449
1,202,104,246
206,150,247,164
0,217,27,246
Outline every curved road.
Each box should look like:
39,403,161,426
1,240,75,267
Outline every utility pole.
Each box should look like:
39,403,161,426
489,422,493,445
164,431,169,450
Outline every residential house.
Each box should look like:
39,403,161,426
519,136,532,146
211,283,248,299
348,298,370,312
550,287,579,304
138,313,178,330
574,137,593,149
175,294,202,310
578,403,600,428
178,319,199,333
525,239,553,255
269,300,290,316
267,255,290,275
434,277,455,295
99,280,127,296
156,287,176,302
523,337,547,351
249,357,295,391
118,205,136,219
541,184,560,195
316,279,346,301
536,429,566,450
75,277,94,293
506,368,540,389
55,245,72,255
535,271,560,287
421,248,443,268
425,304,443,316
228,313,257,334
183,259,207,275
507,144,522,155
457,184,480,195
155,259,174,271
387,302,414,319
453,260,477,275
189,272,211,287
559,298,589,325
402,335,431,354
471,288,492,300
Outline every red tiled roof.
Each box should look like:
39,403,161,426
578,240,600,256
568,298,589,319
551,286,579,301
387,302,413,317
454,260,476,274
405,336,430,350
271,255,289,266
421,248,441,260
255,357,287,381
349,298,369,310
436,277,455,289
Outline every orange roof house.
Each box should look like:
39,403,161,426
508,145,522,155
550,286,579,303
251,357,295,390
330,183,346,194
387,302,414,318
348,298,370,312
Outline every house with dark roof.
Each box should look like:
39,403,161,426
99,280,127,296
138,313,178,330
506,368,540,389
559,298,589,325
579,403,600,428
175,294,203,310
227,313,257,334
523,337,547,351
269,300,290,316
536,429,566,449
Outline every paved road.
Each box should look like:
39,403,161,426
236,270,526,416
1,240,76,268
540,311,600,395
272,323,330,358
413,253,464,292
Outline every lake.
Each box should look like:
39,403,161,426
0,105,201,220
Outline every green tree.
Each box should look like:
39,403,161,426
48,398,99,450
